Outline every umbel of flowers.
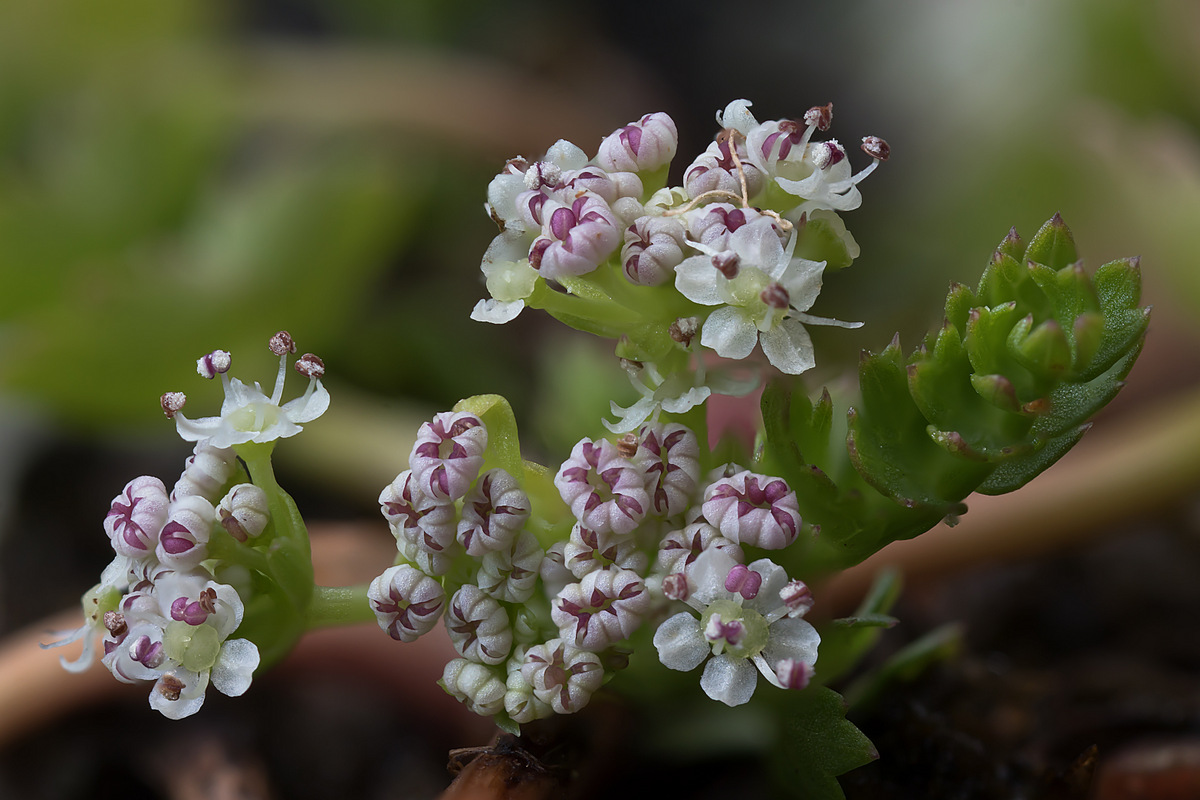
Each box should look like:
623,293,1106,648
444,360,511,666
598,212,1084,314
473,99,887,433
45,332,330,718
368,398,821,725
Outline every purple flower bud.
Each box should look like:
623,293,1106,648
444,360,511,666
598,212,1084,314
105,477,169,559
621,215,688,286
441,658,506,716
409,412,487,502
554,437,650,536
656,522,744,577
457,468,530,556
637,423,700,518
368,564,446,643
445,585,513,665
561,168,642,207
563,524,648,579
682,137,765,200
702,471,801,549
155,495,215,570
379,471,457,575
552,567,649,651
478,530,543,604
171,443,238,503
521,639,604,715
529,192,622,280
196,350,231,380
216,484,270,542
595,112,679,174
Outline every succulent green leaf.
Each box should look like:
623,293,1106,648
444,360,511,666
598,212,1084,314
1023,212,1078,270
770,687,878,800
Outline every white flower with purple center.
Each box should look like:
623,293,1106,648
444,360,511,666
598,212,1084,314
554,437,650,536
100,571,259,720
409,411,487,502
173,335,329,450
652,548,819,706
702,470,801,549
551,567,650,651
675,215,861,375
368,564,446,643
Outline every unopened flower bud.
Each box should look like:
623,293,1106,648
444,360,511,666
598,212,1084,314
368,565,446,643
105,476,170,559
441,658,506,716
446,585,513,665
156,495,215,570
216,484,270,542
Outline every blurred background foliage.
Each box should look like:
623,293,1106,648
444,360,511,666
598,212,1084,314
0,0,1197,505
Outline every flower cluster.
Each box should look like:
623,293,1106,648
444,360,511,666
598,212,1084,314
472,99,886,430
45,443,261,719
46,332,330,718
370,410,819,724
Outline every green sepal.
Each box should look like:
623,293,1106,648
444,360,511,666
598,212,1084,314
793,210,859,271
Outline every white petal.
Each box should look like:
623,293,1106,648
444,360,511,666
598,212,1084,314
762,617,821,668
701,306,759,361
716,99,758,135
759,318,815,375
653,613,708,672
660,386,710,415
282,383,330,425
779,258,825,313
211,639,260,697
700,654,758,706
149,670,209,720
545,139,588,171
688,547,739,607
674,256,724,305
604,396,657,434
745,558,789,616
471,298,525,324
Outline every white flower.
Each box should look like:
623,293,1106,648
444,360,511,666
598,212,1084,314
652,548,819,706
174,345,329,449
675,217,861,375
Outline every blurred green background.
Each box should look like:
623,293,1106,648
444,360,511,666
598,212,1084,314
1,0,1198,623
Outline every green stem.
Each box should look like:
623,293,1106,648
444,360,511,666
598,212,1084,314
305,584,375,629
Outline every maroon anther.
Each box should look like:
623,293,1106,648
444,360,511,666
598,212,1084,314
761,283,790,310
269,331,297,356
861,136,890,161
669,317,699,346
804,103,833,131
295,353,325,379
158,674,185,701
160,392,186,419
711,252,740,279
102,611,127,637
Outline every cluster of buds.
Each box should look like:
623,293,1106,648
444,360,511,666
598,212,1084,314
472,99,886,423
46,332,330,718
370,410,820,726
